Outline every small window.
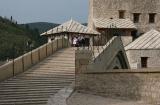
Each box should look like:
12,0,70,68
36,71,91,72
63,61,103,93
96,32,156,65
119,10,125,19
133,13,140,23
131,30,138,40
149,13,156,23
141,57,148,68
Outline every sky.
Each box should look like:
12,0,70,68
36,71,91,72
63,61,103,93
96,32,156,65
0,0,88,24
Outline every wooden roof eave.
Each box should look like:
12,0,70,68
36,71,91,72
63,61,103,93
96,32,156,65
41,31,99,36
96,27,137,31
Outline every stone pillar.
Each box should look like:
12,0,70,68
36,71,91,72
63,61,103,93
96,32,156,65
69,35,72,46
75,50,92,90
48,37,52,43
90,36,94,46
75,50,92,74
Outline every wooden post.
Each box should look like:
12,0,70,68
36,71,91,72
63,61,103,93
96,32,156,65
38,48,40,61
52,40,54,54
57,36,59,49
62,34,64,48
67,34,69,47
22,55,24,72
31,51,33,65
93,36,94,51
13,59,15,76
12,45,15,76
46,44,48,57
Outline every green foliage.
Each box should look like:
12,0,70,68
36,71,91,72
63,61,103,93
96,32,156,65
0,16,47,61
22,22,59,33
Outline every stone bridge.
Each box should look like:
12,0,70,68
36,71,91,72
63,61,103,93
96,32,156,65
0,37,131,105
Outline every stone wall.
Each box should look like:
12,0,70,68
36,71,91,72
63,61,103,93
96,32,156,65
126,49,160,69
88,0,160,33
86,36,129,72
0,38,69,82
121,36,133,46
76,69,160,104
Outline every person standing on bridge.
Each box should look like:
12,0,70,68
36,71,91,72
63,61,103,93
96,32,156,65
73,37,78,47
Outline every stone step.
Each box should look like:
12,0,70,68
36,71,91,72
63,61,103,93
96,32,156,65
1,78,74,85
0,87,63,92
19,71,75,75
38,63,75,66
39,60,74,66
18,74,75,77
0,90,58,95
8,76,74,79
32,66,75,69
0,101,46,105
34,60,74,66
0,82,73,87
27,72,75,75
0,95,50,100
27,69,75,72
14,76,75,80
56,51,75,53
52,55,74,57
0,47,75,105
22,70,75,74
1,80,74,85
0,98,48,104
0,92,55,98
51,56,75,58
0,91,59,97
0,84,70,89
18,73,75,77
39,61,75,63
42,58,74,60
3,77,74,81
40,61,75,63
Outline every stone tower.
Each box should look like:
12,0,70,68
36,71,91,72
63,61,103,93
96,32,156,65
88,0,160,34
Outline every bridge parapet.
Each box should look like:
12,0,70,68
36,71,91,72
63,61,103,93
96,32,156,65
0,38,69,82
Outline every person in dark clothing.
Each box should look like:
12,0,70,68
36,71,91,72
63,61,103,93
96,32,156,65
81,36,85,47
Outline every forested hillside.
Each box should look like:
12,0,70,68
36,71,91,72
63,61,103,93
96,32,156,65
0,16,47,61
22,22,59,33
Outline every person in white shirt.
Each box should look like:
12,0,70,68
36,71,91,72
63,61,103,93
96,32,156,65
73,37,78,47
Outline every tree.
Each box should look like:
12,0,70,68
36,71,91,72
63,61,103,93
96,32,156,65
10,16,13,22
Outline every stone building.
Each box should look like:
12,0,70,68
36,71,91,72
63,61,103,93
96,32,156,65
93,18,136,46
88,0,160,33
88,0,160,46
125,29,160,69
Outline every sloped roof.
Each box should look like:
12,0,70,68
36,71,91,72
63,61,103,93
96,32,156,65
125,29,160,50
41,19,100,36
94,18,137,29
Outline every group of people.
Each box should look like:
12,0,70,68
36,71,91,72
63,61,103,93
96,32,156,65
72,36,85,47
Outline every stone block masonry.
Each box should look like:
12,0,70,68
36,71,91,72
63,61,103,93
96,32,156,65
126,50,160,69
88,0,160,33
76,69,160,105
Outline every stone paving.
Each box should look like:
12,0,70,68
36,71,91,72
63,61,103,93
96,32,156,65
67,91,150,105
